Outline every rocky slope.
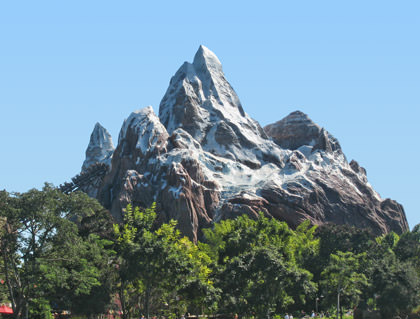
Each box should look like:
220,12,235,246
82,46,408,241
80,123,114,197
82,122,114,171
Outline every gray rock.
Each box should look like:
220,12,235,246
81,123,115,197
82,122,115,171
264,111,342,153
78,46,408,241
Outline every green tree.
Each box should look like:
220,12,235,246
363,233,420,318
320,251,368,319
308,224,375,313
394,224,420,275
113,204,215,319
203,213,317,317
0,216,10,304
370,253,419,318
58,191,116,317
0,185,113,319
313,224,375,281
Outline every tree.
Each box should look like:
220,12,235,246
371,254,419,318
57,191,117,317
0,185,113,319
0,216,10,304
394,224,420,275
320,251,368,319
113,204,215,319
203,213,317,318
313,224,375,282
364,233,420,318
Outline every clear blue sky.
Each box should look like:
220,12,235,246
0,1,419,228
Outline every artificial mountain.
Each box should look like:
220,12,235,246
80,46,408,242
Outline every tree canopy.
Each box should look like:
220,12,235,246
0,185,114,319
1,186,420,319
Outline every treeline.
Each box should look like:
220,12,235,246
1,185,420,319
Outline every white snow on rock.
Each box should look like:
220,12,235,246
82,122,115,171
118,106,169,156
126,46,384,217
83,45,408,237
158,45,286,168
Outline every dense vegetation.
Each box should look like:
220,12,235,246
1,186,419,319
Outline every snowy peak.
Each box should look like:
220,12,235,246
159,45,248,137
118,106,169,157
264,111,342,153
91,122,114,148
77,46,408,241
158,45,276,167
191,45,244,115
192,45,223,76
82,122,114,171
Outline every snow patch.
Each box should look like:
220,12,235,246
82,122,115,171
118,106,168,156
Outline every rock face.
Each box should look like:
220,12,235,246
82,123,114,171
264,111,341,153
159,45,282,169
82,45,409,241
81,123,115,197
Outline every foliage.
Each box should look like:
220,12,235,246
2,184,420,319
113,204,215,319
366,235,420,318
321,251,368,316
29,298,53,319
0,185,114,319
313,224,375,282
203,213,317,318
0,216,10,304
394,224,420,275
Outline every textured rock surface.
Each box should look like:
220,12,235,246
81,46,409,240
159,45,283,169
264,111,341,153
97,108,217,241
82,122,115,171
81,123,115,197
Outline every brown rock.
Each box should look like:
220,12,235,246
264,111,342,153
76,46,409,242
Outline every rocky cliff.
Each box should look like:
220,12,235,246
82,45,408,241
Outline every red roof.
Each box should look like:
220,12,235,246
0,305,13,314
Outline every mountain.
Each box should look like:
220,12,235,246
82,122,114,171
81,46,408,241
80,123,114,197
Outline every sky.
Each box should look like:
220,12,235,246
0,1,419,228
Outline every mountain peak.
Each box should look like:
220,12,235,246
77,48,408,240
158,46,277,167
82,122,114,171
118,106,168,156
94,121,104,130
264,110,342,153
192,45,223,74
287,110,311,119
88,122,114,149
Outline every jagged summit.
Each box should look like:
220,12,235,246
159,45,279,168
264,110,342,153
159,45,247,136
118,106,168,157
281,110,312,123
192,45,223,75
78,46,408,241
82,122,114,171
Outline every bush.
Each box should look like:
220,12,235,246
29,298,53,319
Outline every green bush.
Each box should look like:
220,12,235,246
29,298,53,319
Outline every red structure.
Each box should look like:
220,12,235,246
0,305,13,314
